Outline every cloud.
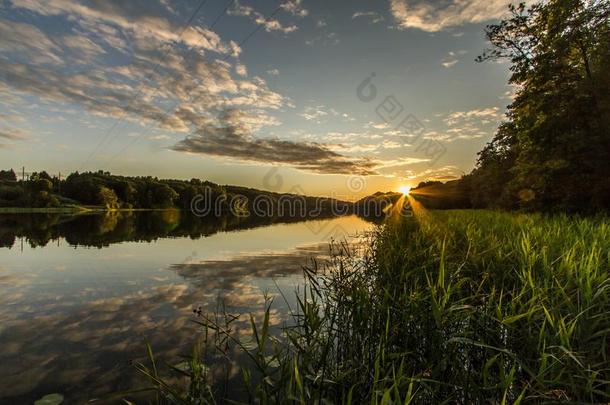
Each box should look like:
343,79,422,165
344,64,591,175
0,1,293,164
280,0,309,17
171,109,377,175
405,165,463,182
0,127,28,149
441,52,459,68
389,0,514,32
229,0,298,33
267,68,280,76
305,32,340,47
61,34,106,59
0,19,63,64
331,143,380,153
299,105,354,124
299,105,329,122
8,0,236,54
0,128,28,141
352,11,385,24
376,157,431,169
366,121,391,130
148,134,171,141
235,63,248,77
444,107,502,124
425,107,504,142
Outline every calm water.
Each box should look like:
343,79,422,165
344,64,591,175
0,211,373,404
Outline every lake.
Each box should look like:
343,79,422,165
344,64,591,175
0,211,374,403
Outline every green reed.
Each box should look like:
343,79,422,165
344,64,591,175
130,209,610,404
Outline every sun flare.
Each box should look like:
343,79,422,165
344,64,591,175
398,185,411,195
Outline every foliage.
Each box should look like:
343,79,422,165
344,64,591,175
30,191,60,208
0,171,59,208
470,0,610,212
96,186,119,209
0,169,16,182
413,180,443,190
151,184,179,208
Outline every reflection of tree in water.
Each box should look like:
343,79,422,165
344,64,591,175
0,210,349,248
97,211,120,235
0,214,63,248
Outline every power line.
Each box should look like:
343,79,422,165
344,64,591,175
103,2,283,166
81,0,209,167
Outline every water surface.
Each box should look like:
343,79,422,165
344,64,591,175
0,211,373,403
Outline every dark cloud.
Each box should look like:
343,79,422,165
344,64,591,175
171,109,378,175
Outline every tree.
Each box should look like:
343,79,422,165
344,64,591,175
30,178,53,193
31,191,59,208
475,0,610,211
97,186,119,209
0,169,16,182
115,181,138,206
414,181,443,190
151,184,178,208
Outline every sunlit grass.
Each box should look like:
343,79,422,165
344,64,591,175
132,208,610,404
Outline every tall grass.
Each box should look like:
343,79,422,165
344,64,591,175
132,207,610,403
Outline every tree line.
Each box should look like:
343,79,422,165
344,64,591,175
0,169,356,217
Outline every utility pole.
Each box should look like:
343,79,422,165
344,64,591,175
58,171,61,194
22,166,25,182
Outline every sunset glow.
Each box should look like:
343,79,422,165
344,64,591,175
398,185,411,195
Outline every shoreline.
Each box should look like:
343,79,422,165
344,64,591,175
0,207,183,214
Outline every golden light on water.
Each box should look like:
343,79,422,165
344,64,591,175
398,185,411,195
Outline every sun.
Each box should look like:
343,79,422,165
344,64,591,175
398,185,411,195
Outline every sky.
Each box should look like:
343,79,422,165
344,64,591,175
0,0,516,199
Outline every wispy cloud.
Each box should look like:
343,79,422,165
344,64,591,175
404,165,463,182
441,52,459,68
305,31,340,47
352,11,385,24
229,0,298,33
0,127,29,149
424,107,504,142
0,128,28,141
299,105,354,124
389,0,514,32
280,0,309,18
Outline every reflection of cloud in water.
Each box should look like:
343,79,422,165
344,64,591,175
171,244,329,292
0,242,339,403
